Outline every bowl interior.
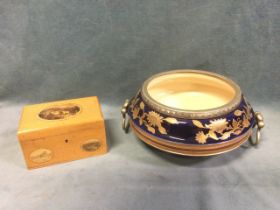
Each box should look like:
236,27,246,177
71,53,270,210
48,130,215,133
146,72,237,110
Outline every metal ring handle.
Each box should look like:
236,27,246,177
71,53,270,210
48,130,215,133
249,111,264,146
121,99,130,133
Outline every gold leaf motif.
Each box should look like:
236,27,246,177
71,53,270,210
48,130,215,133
232,119,241,130
129,97,139,109
227,124,233,129
208,130,219,140
163,117,178,124
233,129,242,135
130,97,254,143
139,117,143,126
234,110,243,116
130,99,174,135
147,111,163,127
140,102,145,110
206,119,228,134
158,126,167,134
242,117,250,128
192,120,204,128
147,126,155,134
192,101,253,144
221,131,232,140
132,107,140,119
195,131,208,144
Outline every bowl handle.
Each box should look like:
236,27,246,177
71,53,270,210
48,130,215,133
249,111,265,145
121,99,130,133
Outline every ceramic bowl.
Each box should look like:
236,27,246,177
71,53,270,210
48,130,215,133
121,70,264,156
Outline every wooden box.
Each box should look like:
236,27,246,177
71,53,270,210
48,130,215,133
17,96,107,169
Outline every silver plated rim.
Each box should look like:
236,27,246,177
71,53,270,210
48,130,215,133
141,69,242,119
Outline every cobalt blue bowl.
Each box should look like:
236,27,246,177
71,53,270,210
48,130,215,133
122,70,264,156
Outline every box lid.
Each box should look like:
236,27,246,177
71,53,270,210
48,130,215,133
18,96,104,141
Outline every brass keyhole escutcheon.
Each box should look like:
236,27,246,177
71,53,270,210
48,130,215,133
82,139,101,152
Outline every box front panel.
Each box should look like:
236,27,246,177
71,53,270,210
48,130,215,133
20,121,107,169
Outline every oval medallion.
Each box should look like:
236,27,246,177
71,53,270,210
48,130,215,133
38,104,80,120
30,148,53,163
82,139,101,152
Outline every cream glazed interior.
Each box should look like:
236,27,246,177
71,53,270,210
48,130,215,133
146,71,237,111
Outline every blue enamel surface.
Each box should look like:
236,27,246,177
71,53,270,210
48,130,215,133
128,93,255,145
